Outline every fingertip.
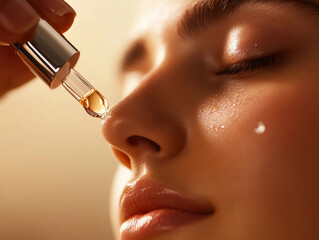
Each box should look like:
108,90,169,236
49,12,76,33
27,0,77,33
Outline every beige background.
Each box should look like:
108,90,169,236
0,1,142,239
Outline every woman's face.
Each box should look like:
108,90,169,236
102,0,319,239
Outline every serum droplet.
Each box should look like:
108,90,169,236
254,122,266,135
80,90,109,119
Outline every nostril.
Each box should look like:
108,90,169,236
127,136,161,152
112,148,131,169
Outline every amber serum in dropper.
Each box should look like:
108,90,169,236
63,68,109,119
12,19,109,119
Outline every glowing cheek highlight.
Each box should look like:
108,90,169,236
198,99,238,134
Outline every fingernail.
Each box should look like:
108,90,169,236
36,0,76,17
0,0,39,35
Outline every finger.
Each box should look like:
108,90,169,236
0,46,35,98
0,0,39,44
26,0,76,33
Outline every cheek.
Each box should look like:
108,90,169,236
197,79,319,199
195,78,319,232
249,85,319,160
199,78,319,164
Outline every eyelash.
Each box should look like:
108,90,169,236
216,54,283,76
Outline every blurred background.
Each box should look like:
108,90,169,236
0,0,142,239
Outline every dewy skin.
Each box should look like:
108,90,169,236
12,19,109,119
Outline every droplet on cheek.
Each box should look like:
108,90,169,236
254,122,266,135
209,125,226,133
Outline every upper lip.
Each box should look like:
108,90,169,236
120,178,214,223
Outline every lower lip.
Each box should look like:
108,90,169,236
120,209,210,240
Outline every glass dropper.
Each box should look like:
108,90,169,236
12,19,109,119
62,68,109,119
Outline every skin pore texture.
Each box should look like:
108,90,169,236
102,0,319,239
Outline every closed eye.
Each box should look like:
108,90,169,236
215,54,284,76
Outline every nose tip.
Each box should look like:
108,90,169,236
101,101,186,169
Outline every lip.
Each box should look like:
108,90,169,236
120,179,214,240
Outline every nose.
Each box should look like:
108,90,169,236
101,70,187,170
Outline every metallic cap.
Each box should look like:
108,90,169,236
13,19,80,89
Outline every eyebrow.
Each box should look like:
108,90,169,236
178,0,319,38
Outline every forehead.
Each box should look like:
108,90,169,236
131,0,194,36
131,0,319,36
